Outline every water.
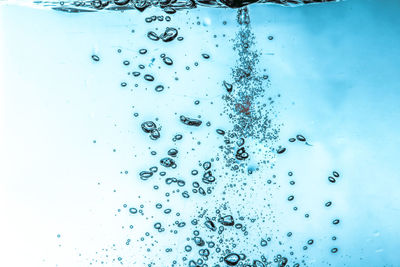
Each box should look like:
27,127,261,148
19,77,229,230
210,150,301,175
1,0,400,266
4,0,339,12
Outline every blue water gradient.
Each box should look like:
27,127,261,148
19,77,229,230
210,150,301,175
1,0,400,266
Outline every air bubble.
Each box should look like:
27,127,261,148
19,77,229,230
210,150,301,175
180,115,202,126
155,85,164,92
223,80,233,93
218,215,234,226
203,162,211,170
164,209,171,214
163,57,173,65
141,121,156,133
139,171,153,180
277,147,286,154
204,220,216,231
144,74,155,81
91,55,100,61
224,253,240,266
160,157,175,168
296,134,306,142
129,208,138,214
114,0,130,5
160,27,178,42
168,148,178,157
253,260,265,267
328,176,336,183
147,31,160,41
216,129,225,135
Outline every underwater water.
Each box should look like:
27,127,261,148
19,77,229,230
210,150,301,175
1,0,400,266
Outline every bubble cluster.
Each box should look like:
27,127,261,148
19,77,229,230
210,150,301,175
75,2,344,267
141,121,161,140
45,0,339,13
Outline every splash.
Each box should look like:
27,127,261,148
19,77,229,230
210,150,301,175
26,0,339,13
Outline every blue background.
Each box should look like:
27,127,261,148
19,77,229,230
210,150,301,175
1,0,400,266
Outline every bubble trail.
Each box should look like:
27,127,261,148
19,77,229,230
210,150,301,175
57,0,344,266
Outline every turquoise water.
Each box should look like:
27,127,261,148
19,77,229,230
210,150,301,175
1,0,400,266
